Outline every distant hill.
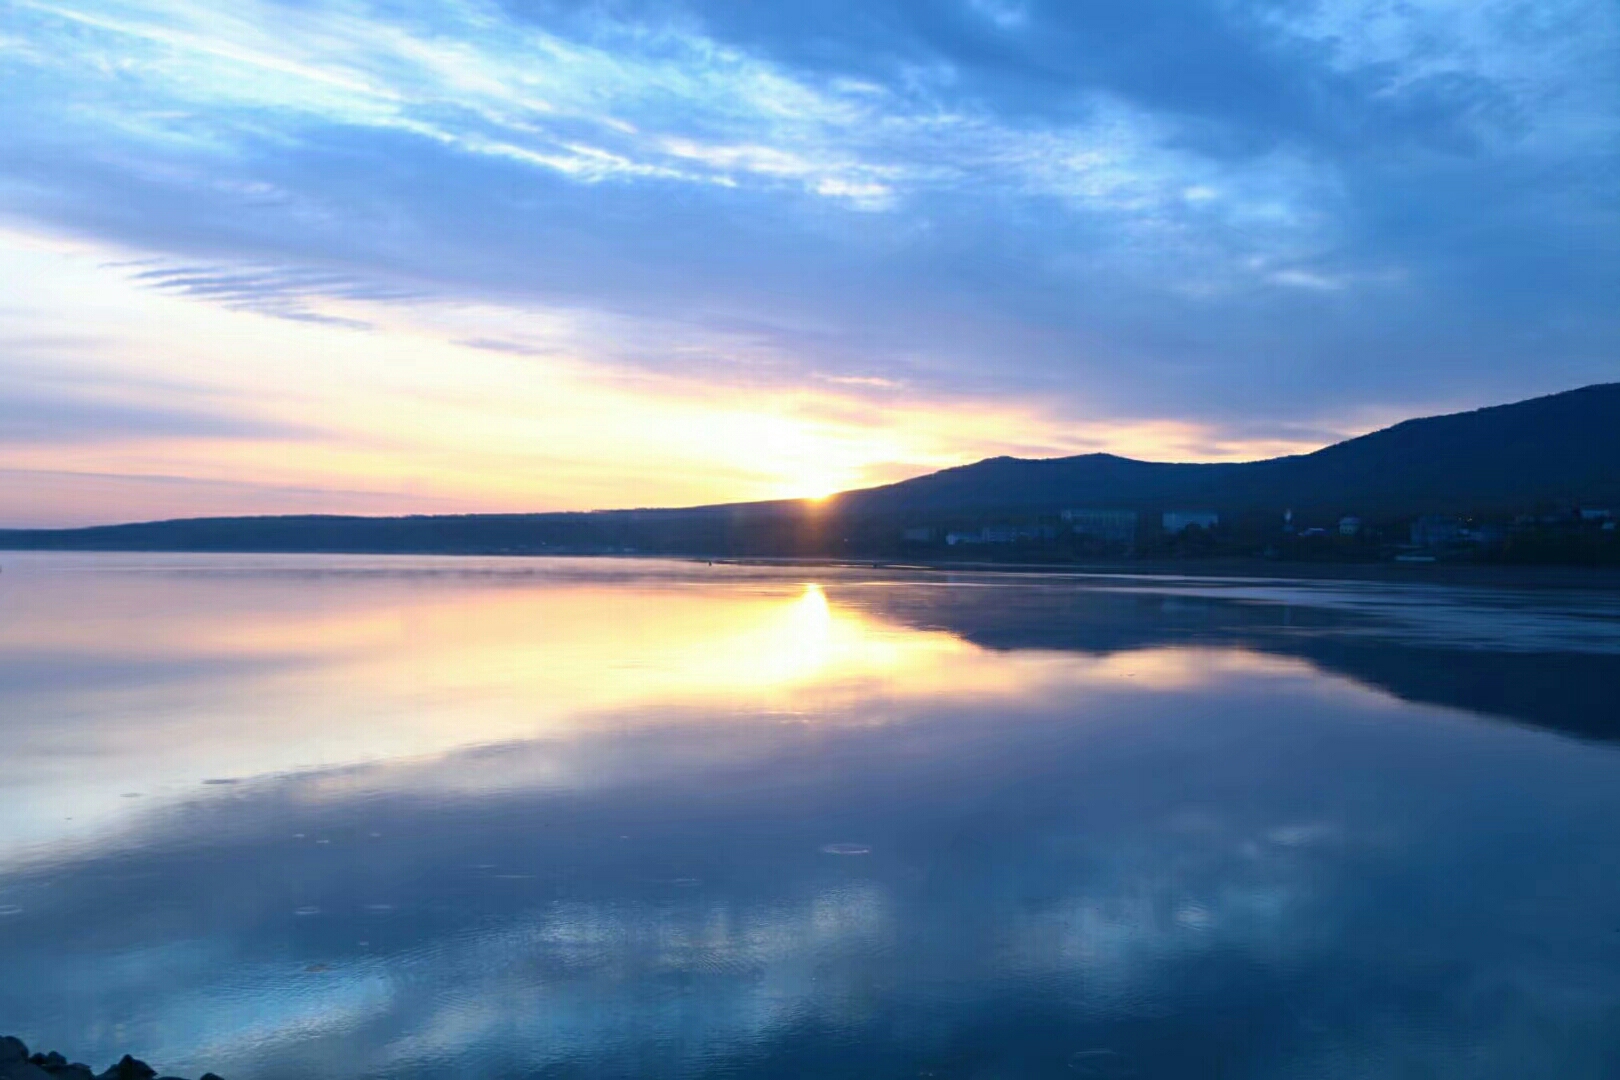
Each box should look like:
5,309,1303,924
3,383,1618,557
828,382,1620,518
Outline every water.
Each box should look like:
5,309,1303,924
2,553,1619,1079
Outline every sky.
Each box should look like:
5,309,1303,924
0,0,1616,526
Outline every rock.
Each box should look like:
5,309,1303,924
96,1057,155,1080
0,1044,214,1080
30,1055,94,1080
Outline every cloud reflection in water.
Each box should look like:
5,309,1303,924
2,554,1619,1079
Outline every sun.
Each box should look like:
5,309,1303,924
796,479,844,502
774,466,849,503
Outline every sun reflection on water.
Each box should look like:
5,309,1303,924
0,555,1318,860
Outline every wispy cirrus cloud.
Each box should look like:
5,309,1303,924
125,263,420,326
0,388,313,445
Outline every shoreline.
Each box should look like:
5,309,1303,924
5,547,1620,589
699,554,1620,590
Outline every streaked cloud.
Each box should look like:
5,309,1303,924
0,387,314,445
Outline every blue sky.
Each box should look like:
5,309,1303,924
0,0,1616,524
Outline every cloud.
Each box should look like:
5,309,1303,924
0,386,316,445
0,466,465,527
0,0,1615,518
124,262,420,326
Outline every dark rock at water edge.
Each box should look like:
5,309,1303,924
0,1039,223,1080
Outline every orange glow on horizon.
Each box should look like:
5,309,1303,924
0,229,1334,527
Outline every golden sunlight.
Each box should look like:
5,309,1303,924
0,232,1333,527
0,557,1354,858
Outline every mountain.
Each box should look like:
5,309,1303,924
2,383,1618,556
828,382,1620,518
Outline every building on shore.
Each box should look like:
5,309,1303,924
1410,515,1464,548
1162,510,1220,534
1061,509,1138,545
945,524,1059,545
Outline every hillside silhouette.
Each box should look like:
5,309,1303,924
830,382,1620,517
3,383,1618,557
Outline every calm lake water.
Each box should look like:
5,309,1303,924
3,553,1620,1079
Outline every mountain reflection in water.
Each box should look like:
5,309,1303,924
1,554,1618,1080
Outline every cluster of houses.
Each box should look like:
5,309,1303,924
1287,506,1616,556
905,509,1221,549
1406,508,1614,550
941,523,1061,545
898,504,1617,559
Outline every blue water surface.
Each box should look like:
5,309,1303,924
1,554,1618,1079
